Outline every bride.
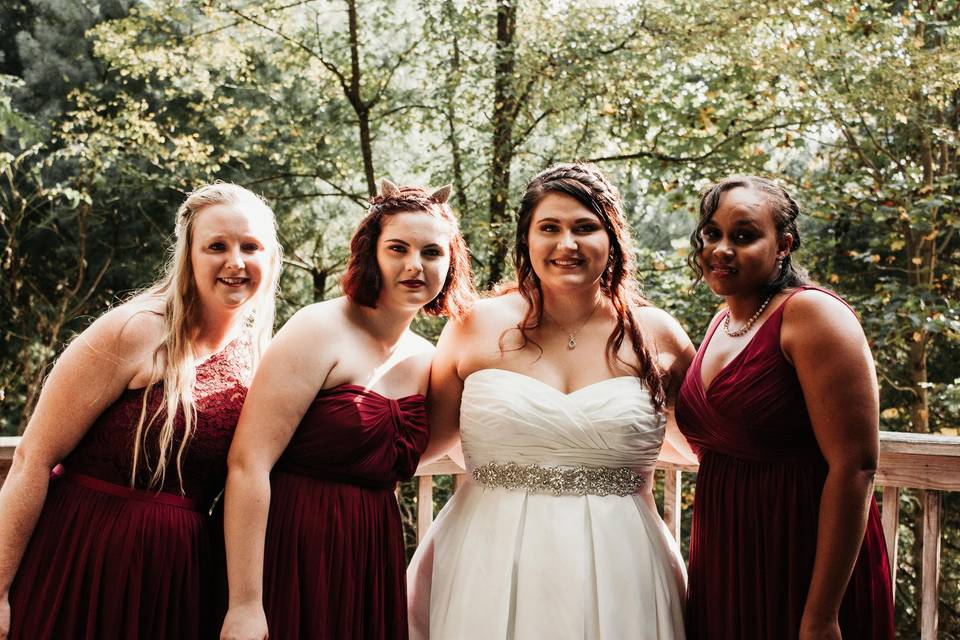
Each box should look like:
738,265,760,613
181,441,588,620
407,163,694,639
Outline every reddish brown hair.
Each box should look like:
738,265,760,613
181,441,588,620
509,162,665,410
341,185,475,318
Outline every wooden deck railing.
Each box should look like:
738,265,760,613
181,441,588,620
1,432,957,637
414,431,960,640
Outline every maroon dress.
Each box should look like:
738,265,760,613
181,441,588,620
9,335,251,640
675,287,894,639
262,385,428,640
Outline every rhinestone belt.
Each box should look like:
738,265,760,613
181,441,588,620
472,461,646,497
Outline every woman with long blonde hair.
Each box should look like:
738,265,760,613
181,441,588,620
0,183,282,640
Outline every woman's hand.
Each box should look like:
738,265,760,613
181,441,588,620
0,591,10,640
220,603,268,640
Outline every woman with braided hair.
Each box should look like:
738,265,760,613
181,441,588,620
407,163,692,639
675,175,894,639
219,180,475,640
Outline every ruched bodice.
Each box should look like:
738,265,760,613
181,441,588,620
676,304,821,463
274,384,427,488
461,369,665,473
407,369,685,640
263,385,428,639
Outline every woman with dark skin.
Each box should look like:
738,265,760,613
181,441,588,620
675,175,894,639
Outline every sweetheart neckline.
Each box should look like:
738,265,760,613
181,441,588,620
463,368,645,397
318,383,425,402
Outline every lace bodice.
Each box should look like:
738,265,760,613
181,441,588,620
63,334,253,503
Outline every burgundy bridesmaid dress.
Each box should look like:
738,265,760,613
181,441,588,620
675,287,894,639
9,335,251,640
262,385,428,640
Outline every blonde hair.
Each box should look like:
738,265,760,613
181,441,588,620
130,182,282,491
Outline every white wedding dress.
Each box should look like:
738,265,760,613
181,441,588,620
407,369,686,639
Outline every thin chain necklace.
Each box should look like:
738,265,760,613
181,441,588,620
543,297,603,350
723,293,774,337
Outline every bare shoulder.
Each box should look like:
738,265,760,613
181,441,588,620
782,288,862,336
405,330,437,355
442,292,525,340
632,304,693,353
78,297,165,361
781,288,866,363
277,297,348,340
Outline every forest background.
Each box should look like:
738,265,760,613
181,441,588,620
0,0,958,635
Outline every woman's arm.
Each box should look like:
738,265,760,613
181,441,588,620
0,307,151,639
784,291,880,640
417,319,468,467
636,306,698,466
220,307,336,640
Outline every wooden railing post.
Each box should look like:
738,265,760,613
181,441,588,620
417,475,434,543
662,469,682,545
920,490,941,640
881,486,900,589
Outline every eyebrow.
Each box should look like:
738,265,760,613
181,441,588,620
383,238,445,249
536,217,598,223
704,219,760,227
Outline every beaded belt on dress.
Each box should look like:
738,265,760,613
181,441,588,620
472,461,645,497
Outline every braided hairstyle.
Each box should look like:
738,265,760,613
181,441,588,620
689,175,811,295
341,183,475,319
509,162,665,411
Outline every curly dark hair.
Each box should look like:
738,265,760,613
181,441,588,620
342,185,475,319
508,162,665,411
689,175,811,295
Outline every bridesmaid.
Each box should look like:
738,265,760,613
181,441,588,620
675,175,894,639
0,183,282,639
219,180,475,640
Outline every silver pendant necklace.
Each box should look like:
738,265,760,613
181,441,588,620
543,297,603,350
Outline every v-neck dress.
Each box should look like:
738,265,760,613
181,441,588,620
262,384,429,640
675,287,894,639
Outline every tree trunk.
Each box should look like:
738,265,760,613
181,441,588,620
312,268,328,302
346,0,376,196
485,0,517,287
907,334,930,433
441,14,471,250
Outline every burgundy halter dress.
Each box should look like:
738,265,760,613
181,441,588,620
9,334,251,640
675,287,894,639
261,385,428,640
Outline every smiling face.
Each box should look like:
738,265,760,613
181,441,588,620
526,192,611,293
189,202,275,313
697,186,792,298
375,210,453,311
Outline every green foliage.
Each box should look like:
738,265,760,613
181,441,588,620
1,0,958,633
